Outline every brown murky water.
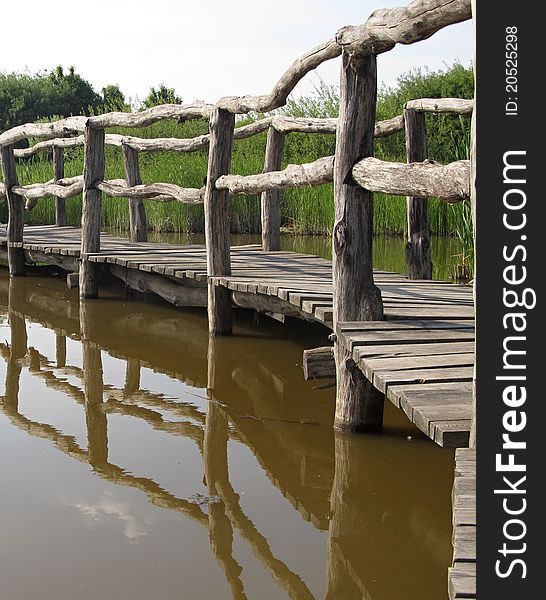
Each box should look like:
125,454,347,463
0,264,455,600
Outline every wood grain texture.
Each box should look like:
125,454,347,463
333,52,384,432
353,157,470,201
80,126,105,298
88,103,213,129
0,145,26,275
217,39,341,114
217,156,333,195
336,0,471,55
261,127,285,251
53,146,67,227
303,346,335,380
404,108,432,279
204,108,235,335
0,116,87,146
405,97,474,113
123,145,147,242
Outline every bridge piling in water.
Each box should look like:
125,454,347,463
332,52,385,432
0,145,25,276
204,108,235,336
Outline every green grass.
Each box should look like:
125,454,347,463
1,118,472,240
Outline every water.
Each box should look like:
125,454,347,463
0,261,455,600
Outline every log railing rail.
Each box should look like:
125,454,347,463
0,0,474,436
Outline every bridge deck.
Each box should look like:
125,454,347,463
1,224,475,447
449,448,476,599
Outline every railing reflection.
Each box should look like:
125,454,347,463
0,274,453,600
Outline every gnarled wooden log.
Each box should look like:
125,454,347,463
217,39,341,114
216,156,333,195
96,180,204,203
88,103,214,129
13,135,85,158
352,157,470,201
404,97,474,114
0,116,87,146
336,0,471,56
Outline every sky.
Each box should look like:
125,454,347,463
3,0,473,107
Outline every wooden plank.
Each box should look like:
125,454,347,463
448,570,476,599
354,341,475,360
342,328,475,351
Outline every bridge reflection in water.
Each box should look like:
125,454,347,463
0,271,454,600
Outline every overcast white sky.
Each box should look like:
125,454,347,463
4,0,472,106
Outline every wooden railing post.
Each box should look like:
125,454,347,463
332,51,384,432
1,144,26,275
261,126,285,251
404,108,432,279
53,146,67,226
80,125,105,298
204,108,235,335
123,145,147,242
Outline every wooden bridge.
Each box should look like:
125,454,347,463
0,0,476,597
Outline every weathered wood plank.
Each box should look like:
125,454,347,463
303,346,335,380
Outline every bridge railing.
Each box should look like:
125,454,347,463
0,0,474,432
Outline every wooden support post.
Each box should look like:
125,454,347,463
53,146,68,226
204,108,235,335
0,144,26,275
404,108,432,279
124,357,141,396
123,145,147,242
261,127,285,251
332,52,384,432
80,126,105,298
80,300,108,467
56,334,67,368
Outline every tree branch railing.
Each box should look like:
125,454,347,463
0,0,474,434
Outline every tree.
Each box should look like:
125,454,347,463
101,84,128,112
141,84,182,109
0,66,102,131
